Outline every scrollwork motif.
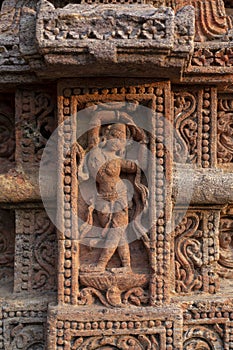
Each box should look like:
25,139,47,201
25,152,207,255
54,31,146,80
175,213,203,293
32,211,57,290
71,334,158,350
9,324,44,350
183,326,223,350
0,102,15,172
174,92,198,163
77,286,149,307
217,112,233,163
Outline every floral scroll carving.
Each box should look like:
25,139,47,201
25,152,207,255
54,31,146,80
14,210,57,293
174,213,203,293
174,210,219,294
71,334,159,350
183,326,223,350
173,92,198,164
217,97,233,164
174,87,216,168
0,100,15,173
17,90,56,165
217,207,233,278
9,324,44,350
0,209,14,294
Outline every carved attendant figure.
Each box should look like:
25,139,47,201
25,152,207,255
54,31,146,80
78,110,148,273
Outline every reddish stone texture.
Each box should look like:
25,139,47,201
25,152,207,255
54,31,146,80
1,0,233,349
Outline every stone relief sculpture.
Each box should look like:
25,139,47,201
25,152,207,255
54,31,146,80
76,109,149,274
3,0,233,347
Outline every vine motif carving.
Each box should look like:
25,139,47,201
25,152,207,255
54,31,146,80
9,324,44,350
14,210,57,293
217,97,233,163
19,91,56,164
43,15,167,41
217,208,233,278
32,211,57,290
0,101,15,173
183,326,223,350
0,210,14,268
174,213,203,293
77,286,149,307
173,92,198,163
71,334,159,350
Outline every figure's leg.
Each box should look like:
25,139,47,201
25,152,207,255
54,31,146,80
118,243,131,269
96,225,123,270
111,210,131,272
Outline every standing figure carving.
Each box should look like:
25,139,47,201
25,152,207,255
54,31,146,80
77,109,149,273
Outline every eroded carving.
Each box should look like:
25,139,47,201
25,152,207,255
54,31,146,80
78,120,149,273
175,0,229,42
183,326,223,350
14,210,57,293
71,334,159,349
75,108,150,306
217,96,233,164
217,207,233,278
57,81,172,306
0,100,15,173
174,91,198,163
0,209,14,295
16,89,56,165
173,87,216,168
173,210,219,294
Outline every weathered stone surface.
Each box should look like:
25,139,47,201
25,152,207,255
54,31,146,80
1,0,233,349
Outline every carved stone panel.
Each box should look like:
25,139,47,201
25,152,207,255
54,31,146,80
1,300,48,350
173,87,217,168
14,209,57,294
183,299,233,350
217,205,233,279
172,209,220,295
47,306,183,350
0,95,15,174
0,209,14,296
217,94,233,168
15,88,56,170
57,79,173,306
